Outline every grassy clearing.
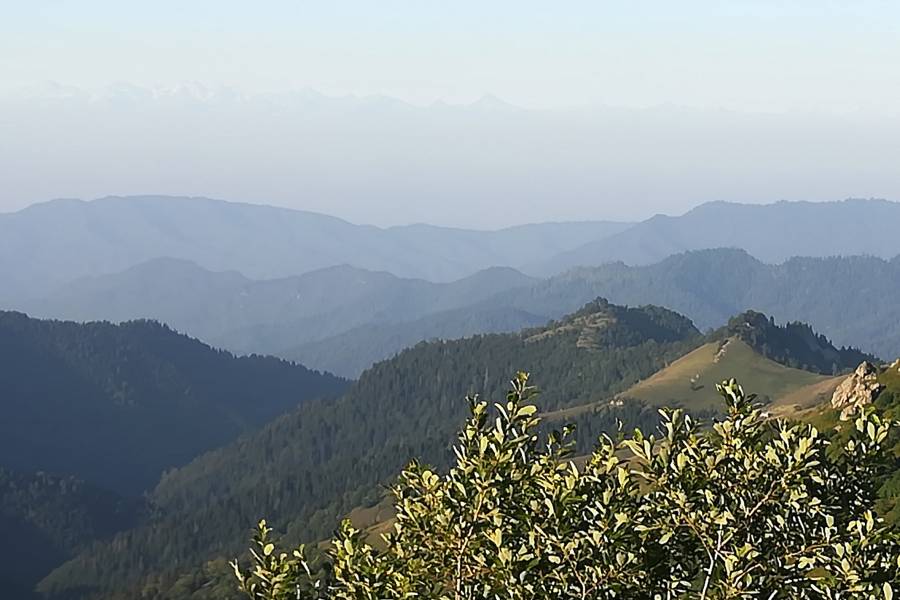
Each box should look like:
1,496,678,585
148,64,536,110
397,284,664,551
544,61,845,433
545,337,829,421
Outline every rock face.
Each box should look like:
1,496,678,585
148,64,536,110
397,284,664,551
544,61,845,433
831,361,884,420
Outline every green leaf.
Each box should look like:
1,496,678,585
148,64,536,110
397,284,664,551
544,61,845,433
517,405,538,417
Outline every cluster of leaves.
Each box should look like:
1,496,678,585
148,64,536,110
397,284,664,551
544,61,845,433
236,373,900,598
863,365,900,526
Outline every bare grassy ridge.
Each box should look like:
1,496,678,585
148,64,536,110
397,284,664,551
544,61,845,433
542,337,829,422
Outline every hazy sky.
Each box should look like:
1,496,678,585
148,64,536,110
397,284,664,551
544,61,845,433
4,1,900,112
2,1,900,226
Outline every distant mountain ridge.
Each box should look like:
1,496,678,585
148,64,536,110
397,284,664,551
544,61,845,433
10,197,900,379
283,249,900,376
26,248,900,378
24,259,539,357
0,195,628,302
6,195,900,308
473,249,900,359
6,81,899,236
534,199,900,273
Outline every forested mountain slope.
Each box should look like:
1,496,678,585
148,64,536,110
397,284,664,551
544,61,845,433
0,468,144,599
40,299,703,599
0,311,347,495
35,303,868,599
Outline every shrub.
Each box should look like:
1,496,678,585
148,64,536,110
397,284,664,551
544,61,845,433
235,373,900,598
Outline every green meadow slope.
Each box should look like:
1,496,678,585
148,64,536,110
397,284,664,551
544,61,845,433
543,337,832,422
619,338,829,411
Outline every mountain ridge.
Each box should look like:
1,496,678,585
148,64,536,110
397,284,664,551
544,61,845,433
0,194,630,302
475,248,900,359
534,198,900,273
25,259,539,358
24,247,900,379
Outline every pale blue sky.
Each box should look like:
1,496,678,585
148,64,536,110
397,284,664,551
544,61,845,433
3,0,899,112
2,1,900,226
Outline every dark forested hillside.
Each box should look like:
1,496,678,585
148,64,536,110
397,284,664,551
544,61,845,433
39,299,703,599
0,311,347,495
0,468,144,600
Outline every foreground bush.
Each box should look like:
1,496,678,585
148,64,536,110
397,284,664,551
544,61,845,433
235,373,900,598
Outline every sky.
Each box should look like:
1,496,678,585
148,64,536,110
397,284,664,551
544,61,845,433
2,1,900,227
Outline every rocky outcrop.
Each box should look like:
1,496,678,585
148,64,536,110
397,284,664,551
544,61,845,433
831,361,884,420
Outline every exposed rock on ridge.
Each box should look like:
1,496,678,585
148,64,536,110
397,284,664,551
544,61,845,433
831,361,884,420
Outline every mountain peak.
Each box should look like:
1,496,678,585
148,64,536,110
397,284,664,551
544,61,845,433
469,94,516,110
529,298,699,349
